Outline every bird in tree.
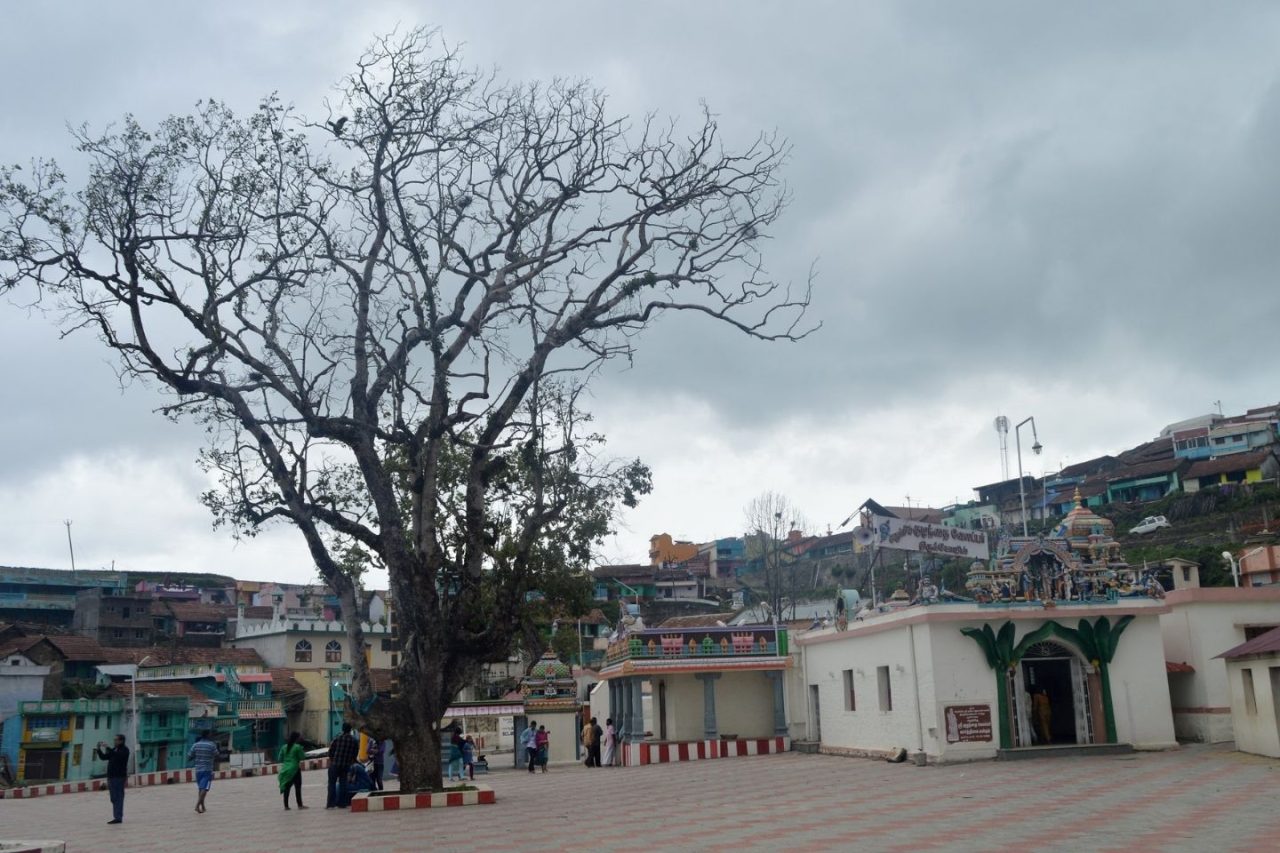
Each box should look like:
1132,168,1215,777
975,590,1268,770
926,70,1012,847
328,116,348,137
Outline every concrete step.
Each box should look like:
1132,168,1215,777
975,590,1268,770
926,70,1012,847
792,740,821,754
997,743,1134,760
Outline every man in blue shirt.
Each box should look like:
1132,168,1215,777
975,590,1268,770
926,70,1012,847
521,720,538,773
187,729,220,814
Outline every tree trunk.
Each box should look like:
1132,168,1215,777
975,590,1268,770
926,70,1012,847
345,604,452,792
393,712,444,792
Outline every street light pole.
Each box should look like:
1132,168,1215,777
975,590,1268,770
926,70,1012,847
1015,416,1043,538
130,655,152,788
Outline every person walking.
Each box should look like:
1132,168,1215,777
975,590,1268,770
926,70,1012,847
367,737,384,791
462,735,476,781
521,720,538,773
95,733,130,824
326,723,359,808
187,729,219,814
581,715,596,766
589,717,603,768
278,731,308,810
601,718,617,767
446,729,464,782
535,724,549,773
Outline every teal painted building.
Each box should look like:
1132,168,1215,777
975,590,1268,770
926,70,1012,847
1,698,124,782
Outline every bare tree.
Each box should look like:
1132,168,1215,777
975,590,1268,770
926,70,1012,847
0,29,813,790
743,491,809,621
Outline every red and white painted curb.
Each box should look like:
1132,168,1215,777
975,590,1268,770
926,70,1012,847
621,736,790,766
350,783,495,812
0,758,329,799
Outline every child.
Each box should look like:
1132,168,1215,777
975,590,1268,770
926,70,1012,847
462,735,476,781
535,724,549,773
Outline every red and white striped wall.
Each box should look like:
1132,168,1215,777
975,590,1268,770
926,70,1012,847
0,758,329,799
620,736,789,766
350,784,495,812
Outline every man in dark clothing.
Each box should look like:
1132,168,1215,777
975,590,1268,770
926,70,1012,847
326,722,359,808
589,717,603,768
96,734,130,824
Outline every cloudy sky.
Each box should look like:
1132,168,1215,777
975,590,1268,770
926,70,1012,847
3,2,1279,587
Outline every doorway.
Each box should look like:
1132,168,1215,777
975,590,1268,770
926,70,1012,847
1011,640,1094,747
22,748,62,781
513,716,529,768
1022,658,1076,745
157,743,168,772
809,684,821,742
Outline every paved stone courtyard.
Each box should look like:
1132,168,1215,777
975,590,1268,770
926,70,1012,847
4,744,1280,852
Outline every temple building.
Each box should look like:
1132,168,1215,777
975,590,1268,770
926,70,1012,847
798,498,1179,762
592,621,791,766
795,497,1280,762
515,651,583,765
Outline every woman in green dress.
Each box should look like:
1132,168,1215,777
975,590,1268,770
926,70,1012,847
278,731,308,810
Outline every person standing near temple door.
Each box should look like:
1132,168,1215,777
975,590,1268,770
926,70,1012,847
589,717,603,768
1032,687,1052,744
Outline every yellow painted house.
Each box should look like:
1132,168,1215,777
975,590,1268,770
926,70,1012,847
1183,448,1280,493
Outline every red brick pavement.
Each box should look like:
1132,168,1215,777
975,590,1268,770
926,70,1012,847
2,744,1279,852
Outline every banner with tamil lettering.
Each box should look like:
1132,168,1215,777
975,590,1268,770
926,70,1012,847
871,515,989,560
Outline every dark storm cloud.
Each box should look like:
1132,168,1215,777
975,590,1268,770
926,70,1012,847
2,1,1278,570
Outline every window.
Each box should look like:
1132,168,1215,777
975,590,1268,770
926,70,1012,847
112,628,124,639
72,744,82,766
122,606,131,619
390,653,398,668
76,715,85,730
325,640,343,663
94,714,100,729
843,669,855,711
1182,567,1191,582
294,639,312,662
877,666,893,712
1242,668,1257,715
134,629,146,640
256,683,266,696
157,713,169,728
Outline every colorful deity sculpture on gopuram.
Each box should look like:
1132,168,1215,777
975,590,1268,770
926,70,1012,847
965,490,1164,603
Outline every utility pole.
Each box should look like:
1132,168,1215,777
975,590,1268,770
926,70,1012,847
64,519,77,574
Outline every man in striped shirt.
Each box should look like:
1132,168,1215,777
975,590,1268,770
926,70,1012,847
187,729,220,814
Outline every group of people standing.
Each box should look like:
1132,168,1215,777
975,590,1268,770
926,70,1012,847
580,716,619,767
93,728,221,825
520,721,550,772
446,727,478,781
276,722,389,811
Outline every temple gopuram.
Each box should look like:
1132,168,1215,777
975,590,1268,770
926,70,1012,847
965,491,1163,603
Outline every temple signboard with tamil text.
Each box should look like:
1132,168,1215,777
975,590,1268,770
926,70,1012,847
872,515,990,560
944,704,993,743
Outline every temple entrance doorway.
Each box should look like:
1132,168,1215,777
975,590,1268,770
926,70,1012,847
1023,657,1075,744
1010,640,1095,747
